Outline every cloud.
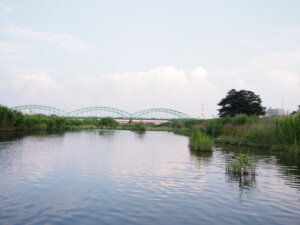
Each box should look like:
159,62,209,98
0,3,14,15
270,70,300,88
0,41,29,53
1,61,299,117
0,55,26,62
214,47,300,110
0,65,220,117
3,26,91,52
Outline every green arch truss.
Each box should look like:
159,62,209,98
132,108,191,120
69,107,131,118
11,105,192,120
11,105,69,117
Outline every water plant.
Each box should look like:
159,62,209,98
226,153,256,175
189,130,213,151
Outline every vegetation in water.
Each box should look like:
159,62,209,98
226,153,256,175
189,130,213,151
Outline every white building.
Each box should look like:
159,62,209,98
266,107,285,116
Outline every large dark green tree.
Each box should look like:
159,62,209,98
218,89,265,117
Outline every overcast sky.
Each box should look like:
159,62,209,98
0,0,299,117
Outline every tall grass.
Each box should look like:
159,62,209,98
226,153,256,175
276,113,300,146
189,130,213,151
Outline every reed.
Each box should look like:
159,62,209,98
226,153,255,175
276,113,300,146
189,130,213,151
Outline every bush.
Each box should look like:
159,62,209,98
0,105,24,129
189,130,213,151
205,119,223,137
98,117,118,128
82,117,99,125
132,122,146,131
232,114,248,125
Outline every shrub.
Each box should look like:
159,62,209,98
232,114,248,125
205,119,223,137
99,117,118,128
132,122,146,131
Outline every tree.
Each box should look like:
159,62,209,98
218,89,265,117
98,117,118,127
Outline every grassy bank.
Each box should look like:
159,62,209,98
2,104,299,153
0,105,110,132
165,113,300,153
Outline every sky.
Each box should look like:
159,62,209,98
0,0,300,118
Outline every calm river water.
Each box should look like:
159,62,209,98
0,130,299,225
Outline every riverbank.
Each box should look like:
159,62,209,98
163,114,300,153
1,105,299,153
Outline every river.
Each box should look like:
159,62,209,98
0,130,299,225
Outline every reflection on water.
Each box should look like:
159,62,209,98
219,143,300,191
189,150,212,171
0,131,299,225
226,173,256,190
98,129,116,139
131,130,146,139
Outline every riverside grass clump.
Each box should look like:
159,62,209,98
189,130,213,151
276,113,300,146
226,153,256,176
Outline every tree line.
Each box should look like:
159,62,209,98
0,105,118,131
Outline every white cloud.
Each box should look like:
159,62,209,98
190,67,209,84
270,70,300,88
0,41,29,52
0,3,14,15
1,61,299,117
3,26,91,52
0,65,220,117
0,55,26,62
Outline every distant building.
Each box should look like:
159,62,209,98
266,107,285,116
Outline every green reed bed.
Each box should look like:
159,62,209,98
226,153,256,175
189,130,213,151
276,113,300,146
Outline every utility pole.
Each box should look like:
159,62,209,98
201,104,205,119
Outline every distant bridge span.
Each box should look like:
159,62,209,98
11,105,192,120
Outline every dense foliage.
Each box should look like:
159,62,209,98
0,105,24,128
98,117,118,127
218,89,266,117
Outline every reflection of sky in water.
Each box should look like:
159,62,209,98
0,130,299,225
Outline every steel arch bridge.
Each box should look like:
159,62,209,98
69,107,131,118
132,108,191,120
11,105,69,117
11,105,191,120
